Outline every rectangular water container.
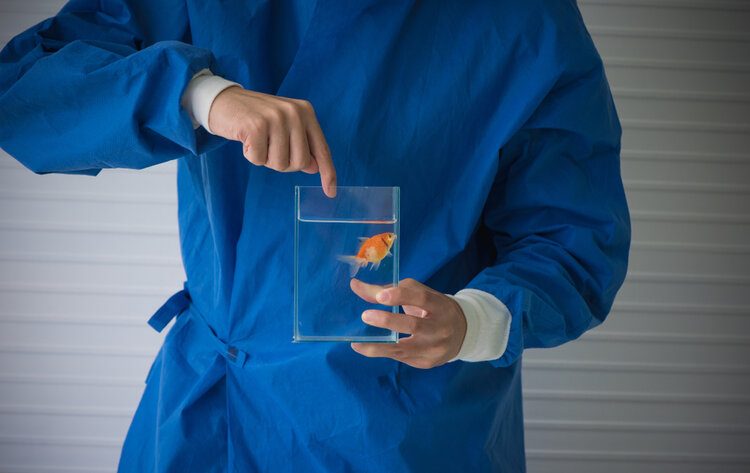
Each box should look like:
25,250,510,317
294,186,400,342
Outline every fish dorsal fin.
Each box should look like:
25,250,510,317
358,237,369,242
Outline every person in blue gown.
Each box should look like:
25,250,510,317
0,0,630,471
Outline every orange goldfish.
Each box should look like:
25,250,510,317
337,232,397,277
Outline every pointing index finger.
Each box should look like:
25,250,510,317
305,119,336,197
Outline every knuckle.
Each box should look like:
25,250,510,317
279,100,298,115
370,312,386,326
299,152,313,167
242,130,263,147
437,326,452,342
432,343,449,358
413,359,432,370
358,346,374,357
297,99,314,114
243,140,266,161
266,108,285,125
285,161,302,172
296,98,313,108
246,153,263,165
243,150,262,166
247,116,268,134
415,290,429,307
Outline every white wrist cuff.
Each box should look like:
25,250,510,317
180,68,242,135
448,288,512,362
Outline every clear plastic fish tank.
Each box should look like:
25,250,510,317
294,186,400,342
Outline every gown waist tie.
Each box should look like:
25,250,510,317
146,281,248,367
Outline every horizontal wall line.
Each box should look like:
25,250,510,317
0,251,182,267
0,282,176,297
0,220,177,236
526,448,750,464
631,209,750,224
0,466,113,473
624,179,750,194
0,313,146,327
0,190,176,206
580,331,750,346
525,419,750,434
591,25,750,43
0,373,143,387
621,118,750,134
626,270,750,285
523,359,750,375
604,56,750,73
579,0,750,11
613,86,750,103
612,301,750,316
0,466,114,473
0,434,121,448
0,405,132,418
0,8,65,17
0,0,72,13
621,149,750,164
0,344,156,358
631,240,750,255
524,389,750,405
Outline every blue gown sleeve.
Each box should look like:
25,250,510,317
467,33,632,369
0,0,220,176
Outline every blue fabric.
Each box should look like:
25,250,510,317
147,282,191,332
0,0,631,471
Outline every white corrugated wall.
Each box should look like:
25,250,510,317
1,1,749,471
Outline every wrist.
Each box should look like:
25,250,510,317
446,289,512,363
181,69,242,135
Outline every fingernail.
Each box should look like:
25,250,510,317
376,290,390,303
361,310,372,322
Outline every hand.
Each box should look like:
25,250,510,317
208,86,337,197
349,278,468,369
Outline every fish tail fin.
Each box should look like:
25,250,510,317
336,255,367,277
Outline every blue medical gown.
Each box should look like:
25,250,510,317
0,0,630,471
